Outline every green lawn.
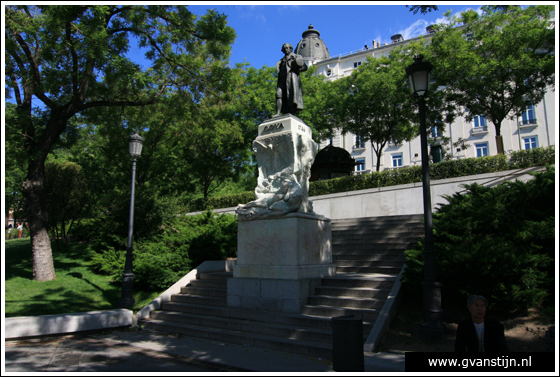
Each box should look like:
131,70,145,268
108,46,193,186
4,238,164,318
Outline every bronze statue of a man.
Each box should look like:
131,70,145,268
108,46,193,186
275,43,308,116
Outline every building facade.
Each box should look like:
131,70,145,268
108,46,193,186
296,25,555,175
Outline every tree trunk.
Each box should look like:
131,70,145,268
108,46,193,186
22,158,56,281
494,122,504,154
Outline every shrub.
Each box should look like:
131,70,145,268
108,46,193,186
401,167,555,316
508,146,555,168
182,147,554,212
86,210,238,291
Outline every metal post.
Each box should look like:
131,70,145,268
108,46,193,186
117,157,137,308
417,95,445,342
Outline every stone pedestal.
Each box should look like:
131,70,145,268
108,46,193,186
227,213,335,313
230,115,334,313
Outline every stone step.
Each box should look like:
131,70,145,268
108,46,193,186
300,305,380,322
169,294,227,307
332,238,418,245
141,215,424,360
334,260,405,267
140,319,333,360
158,301,354,332
180,286,227,297
331,226,424,233
335,232,419,240
320,274,397,289
187,279,227,290
197,271,233,281
331,223,423,230
314,286,391,299
148,310,338,344
331,215,424,224
332,254,406,261
308,295,384,310
332,244,415,253
335,266,403,274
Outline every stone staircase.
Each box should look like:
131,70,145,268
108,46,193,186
139,214,424,360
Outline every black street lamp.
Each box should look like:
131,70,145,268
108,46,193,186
405,55,445,342
117,131,144,309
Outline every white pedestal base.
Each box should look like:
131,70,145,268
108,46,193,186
227,213,335,313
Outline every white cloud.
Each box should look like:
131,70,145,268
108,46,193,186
400,19,429,40
239,6,267,24
399,5,485,38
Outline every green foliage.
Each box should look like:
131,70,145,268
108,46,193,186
428,5,555,153
86,210,237,291
308,154,510,197
182,147,554,212
402,167,555,316
6,226,29,240
44,159,89,241
5,5,236,281
5,238,160,316
407,5,439,14
508,146,555,168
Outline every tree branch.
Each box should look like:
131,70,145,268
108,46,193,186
66,21,80,101
12,32,55,109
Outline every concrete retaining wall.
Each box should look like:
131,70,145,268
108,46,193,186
187,167,545,220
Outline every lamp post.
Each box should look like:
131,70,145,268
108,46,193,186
117,131,144,309
405,55,445,342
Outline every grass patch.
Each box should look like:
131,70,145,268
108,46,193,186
4,238,165,317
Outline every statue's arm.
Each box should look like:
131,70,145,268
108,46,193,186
294,55,308,72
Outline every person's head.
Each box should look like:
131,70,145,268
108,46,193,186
467,295,488,324
281,43,293,54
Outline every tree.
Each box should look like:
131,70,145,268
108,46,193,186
4,103,29,225
406,5,439,15
5,5,235,281
44,160,88,244
341,55,419,171
428,5,555,155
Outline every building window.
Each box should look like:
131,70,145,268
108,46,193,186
354,135,365,149
355,158,365,171
523,136,538,150
392,153,403,168
430,126,442,138
353,61,362,68
475,143,489,157
473,115,486,128
521,104,536,125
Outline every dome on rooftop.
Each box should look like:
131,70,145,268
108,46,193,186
295,24,330,63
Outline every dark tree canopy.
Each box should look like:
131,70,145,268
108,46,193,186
5,5,235,281
407,5,439,15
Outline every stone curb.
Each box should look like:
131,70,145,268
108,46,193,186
4,309,132,339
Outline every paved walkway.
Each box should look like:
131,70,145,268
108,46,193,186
4,328,333,372
4,328,404,373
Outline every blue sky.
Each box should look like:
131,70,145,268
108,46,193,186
130,3,486,69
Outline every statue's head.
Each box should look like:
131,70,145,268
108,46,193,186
281,43,293,54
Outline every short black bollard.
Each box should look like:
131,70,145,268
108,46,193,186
332,315,365,372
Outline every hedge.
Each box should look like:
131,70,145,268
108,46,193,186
401,166,555,315
185,146,554,212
